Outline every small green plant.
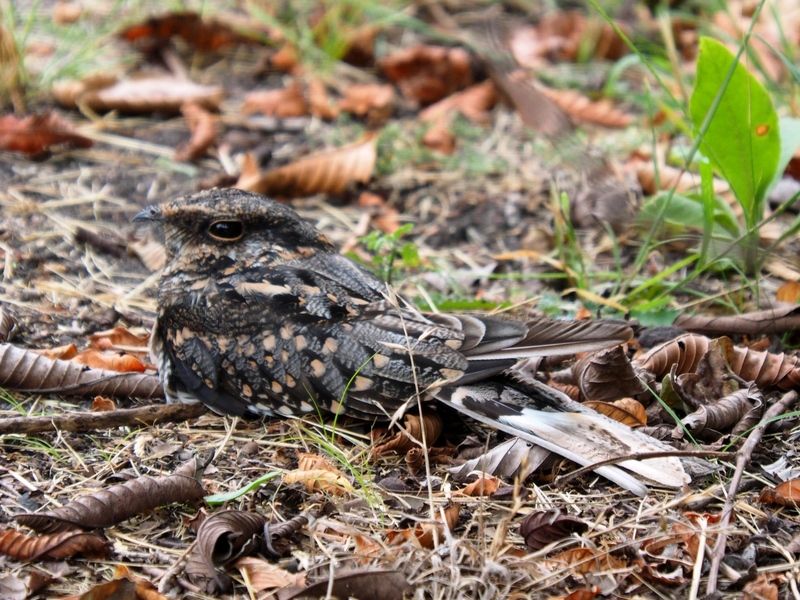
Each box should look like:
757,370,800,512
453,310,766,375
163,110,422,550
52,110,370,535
359,223,420,283
642,36,800,274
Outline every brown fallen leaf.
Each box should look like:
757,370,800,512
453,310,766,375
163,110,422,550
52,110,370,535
632,159,730,196
0,112,92,157
637,333,800,390
175,102,219,161
91,395,116,412
386,502,459,549
307,77,339,120
283,468,353,495
419,80,497,125
271,43,300,73
760,479,800,507
742,573,782,600
0,342,162,397
380,45,472,105
583,398,647,427
0,528,109,561
358,191,400,233
519,509,588,551
89,326,149,352
460,474,501,497
242,81,309,118
338,83,395,124
371,412,443,458
572,345,645,401
53,74,223,114
186,510,267,594
677,386,763,439
119,11,254,54
72,349,147,373
236,557,306,596
17,457,205,533
537,84,633,128
276,568,409,600
236,133,376,197
776,281,800,304
422,117,456,154
35,343,78,360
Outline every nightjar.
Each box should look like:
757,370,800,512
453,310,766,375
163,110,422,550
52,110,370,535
136,189,688,493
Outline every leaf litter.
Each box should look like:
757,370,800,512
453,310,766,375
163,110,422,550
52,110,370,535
0,2,799,599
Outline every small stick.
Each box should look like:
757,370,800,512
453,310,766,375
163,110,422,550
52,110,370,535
555,450,734,486
0,402,208,435
705,390,799,596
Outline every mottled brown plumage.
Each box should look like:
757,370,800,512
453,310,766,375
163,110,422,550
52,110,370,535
138,189,689,493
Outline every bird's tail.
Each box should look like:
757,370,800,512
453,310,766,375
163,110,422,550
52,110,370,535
436,379,689,496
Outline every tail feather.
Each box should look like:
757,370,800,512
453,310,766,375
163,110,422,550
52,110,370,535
437,383,689,495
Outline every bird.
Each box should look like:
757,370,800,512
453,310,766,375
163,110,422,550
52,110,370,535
135,188,689,494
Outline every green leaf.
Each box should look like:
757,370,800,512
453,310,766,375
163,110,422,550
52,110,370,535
204,471,282,506
689,37,780,227
639,192,740,238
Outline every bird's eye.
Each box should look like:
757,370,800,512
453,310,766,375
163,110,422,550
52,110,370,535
207,220,244,241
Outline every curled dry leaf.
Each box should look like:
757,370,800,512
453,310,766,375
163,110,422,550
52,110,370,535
460,474,501,497
760,479,800,507
573,345,645,401
35,343,78,360
386,503,460,549
119,11,254,53
519,509,588,551
89,326,149,352
0,342,162,397
236,133,376,197
0,306,18,343
0,112,92,157
380,45,472,105
371,412,443,458
678,386,763,438
53,74,223,114
583,398,647,427
0,528,108,560
72,349,147,373
175,102,219,162
537,85,633,128
277,568,409,600
236,557,306,596
338,83,395,124
185,510,267,594
17,457,205,533
243,81,308,118
638,333,800,390
450,437,550,483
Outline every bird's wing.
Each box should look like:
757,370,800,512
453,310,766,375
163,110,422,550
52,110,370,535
436,377,690,495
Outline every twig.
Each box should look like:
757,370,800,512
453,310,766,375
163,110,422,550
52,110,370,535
555,450,734,486
0,402,208,434
705,390,799,596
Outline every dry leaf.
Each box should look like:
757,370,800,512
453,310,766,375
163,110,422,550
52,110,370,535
0,528,108,560
776,281,800,304
371,412,443,457
283,469,353,495
519,509,588,551
17,458,205,533
386,503,460,549
72,349,147,373
419,80,497,125
236,557,306,595
53,75,223,114
760,479,800,506
91,396,116,412
358,191,400,233
573,345,645,401
236,133,376,197
185,510,267,594
380,45,472,104
422,117,456,154
307,78,339,120
89,326,149,352
271,44,299,73
0,342,162,397
0,112,92,157
338,83,395,124
277,568,409,600
633,159,730,196
119,11,253,53
243,81,308,118
538,84,633,128
35,343,78,360
53,2,82,25
175,102,219,161
583,398,647,427
460,475,501,497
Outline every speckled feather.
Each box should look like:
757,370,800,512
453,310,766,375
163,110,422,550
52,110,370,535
143,189,690,492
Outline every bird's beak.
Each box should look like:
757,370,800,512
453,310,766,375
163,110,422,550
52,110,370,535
133,205,163,223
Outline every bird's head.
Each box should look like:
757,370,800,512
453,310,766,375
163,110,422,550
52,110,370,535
134,189,334,268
